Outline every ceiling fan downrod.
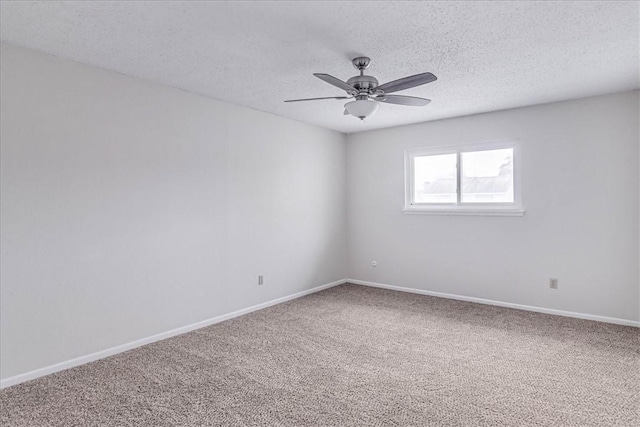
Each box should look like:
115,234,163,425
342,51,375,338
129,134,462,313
347,57,379,96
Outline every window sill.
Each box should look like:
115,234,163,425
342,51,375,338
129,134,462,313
402,207,525,217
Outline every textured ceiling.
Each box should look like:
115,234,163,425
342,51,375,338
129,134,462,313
1,1,638,134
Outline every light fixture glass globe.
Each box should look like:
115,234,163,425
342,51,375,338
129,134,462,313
344,99,379,120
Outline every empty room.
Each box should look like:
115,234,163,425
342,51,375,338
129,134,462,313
0,1,638,426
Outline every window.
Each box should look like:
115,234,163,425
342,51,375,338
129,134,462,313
404,141,524,216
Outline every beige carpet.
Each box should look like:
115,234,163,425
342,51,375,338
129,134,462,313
1,284,638,426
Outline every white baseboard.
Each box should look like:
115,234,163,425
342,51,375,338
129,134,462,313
0,279,346,389
347,279,640,328
4,277,636,389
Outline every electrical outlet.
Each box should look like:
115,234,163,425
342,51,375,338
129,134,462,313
258,275,264,286
549,278,558,289
372,260,377,267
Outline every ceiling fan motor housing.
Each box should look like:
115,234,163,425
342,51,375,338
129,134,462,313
346,75,379,93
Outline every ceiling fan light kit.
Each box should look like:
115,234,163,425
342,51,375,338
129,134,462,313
285,57,437,121
344,99,379,120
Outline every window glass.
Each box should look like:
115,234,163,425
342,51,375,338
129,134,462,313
404,142,523,216
461,148,514,203
413,153,457,204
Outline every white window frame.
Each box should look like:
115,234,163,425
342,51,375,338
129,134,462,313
403,140,524,216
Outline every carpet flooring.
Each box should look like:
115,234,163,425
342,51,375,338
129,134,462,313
1,283,639,426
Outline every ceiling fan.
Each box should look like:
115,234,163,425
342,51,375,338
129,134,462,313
285,57,437,120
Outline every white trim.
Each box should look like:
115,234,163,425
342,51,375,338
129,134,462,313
347,279,640,328
4,277,636,389
402,208,525,216
0,279,346,389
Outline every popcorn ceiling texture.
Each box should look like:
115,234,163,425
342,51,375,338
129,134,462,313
1,284,638,426
0,1,638,133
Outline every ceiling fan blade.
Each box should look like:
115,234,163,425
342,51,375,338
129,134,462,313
284,96,350,102
313,73,357,93
375,95,431,106
375,72,437,94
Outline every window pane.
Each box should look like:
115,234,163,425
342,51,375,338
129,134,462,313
414,154,457,204
461,148,514,203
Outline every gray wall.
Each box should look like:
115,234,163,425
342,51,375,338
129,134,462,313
347,91,639,322
2,42,638,383
0,43,347,379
